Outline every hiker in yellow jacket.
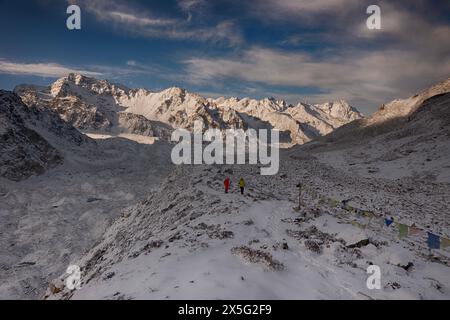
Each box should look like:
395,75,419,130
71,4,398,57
239,178,245,195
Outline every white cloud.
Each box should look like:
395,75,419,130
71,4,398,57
280,35,303,46
107,11,176,27
70,0,242,46
0,58,164,81
258,0,359,14
183,47,450,112
0,60,102,78
177,0,208,23
248,0,361,24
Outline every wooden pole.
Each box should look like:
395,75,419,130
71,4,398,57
296,183,302,210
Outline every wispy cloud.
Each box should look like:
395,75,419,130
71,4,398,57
177,0,208,22
255,0,359,15
0,59,102,78
246,0,361,26
0,58,166,81
180,0,450,112
69,0,242,46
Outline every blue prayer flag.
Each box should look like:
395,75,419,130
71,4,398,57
427,232,440,249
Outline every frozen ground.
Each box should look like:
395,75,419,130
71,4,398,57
46,151,450,300
84,133,158,145
0,135,173,299
310,124,450,183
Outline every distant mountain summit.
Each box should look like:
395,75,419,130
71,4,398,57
15,74,363,146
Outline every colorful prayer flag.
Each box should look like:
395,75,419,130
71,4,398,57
441,237,450,249
398,224,408,239
408,226,423,237
363,211,374,218
427,233,440,249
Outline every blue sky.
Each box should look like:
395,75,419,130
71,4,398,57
0,0,449,114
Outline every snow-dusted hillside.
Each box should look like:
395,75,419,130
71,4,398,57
46,156,450,300
15,74,362,146
295,78,450,182
307,78,450,146
2,80,176,299
0,90,92,181
0,133,174,299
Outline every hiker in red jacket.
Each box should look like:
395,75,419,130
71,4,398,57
224,177,230,194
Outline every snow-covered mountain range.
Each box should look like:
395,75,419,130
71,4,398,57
1,73,361,181
15,74,363,145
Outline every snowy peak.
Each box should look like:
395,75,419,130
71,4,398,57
314,100,363,121
15,74,363,146
120,86,217,130
51,73,129,98
371,77,450,124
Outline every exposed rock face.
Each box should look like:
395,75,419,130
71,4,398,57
0,89,95,181
117,113,172,138
0,91,62,181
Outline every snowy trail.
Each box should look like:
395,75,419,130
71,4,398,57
66,199,360,300
46,155,450,300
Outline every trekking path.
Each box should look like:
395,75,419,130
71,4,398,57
51,157,450,300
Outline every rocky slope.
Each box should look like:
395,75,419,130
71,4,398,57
45,156,450,300
306,78,450,147
0,90,92,181
15,74,363,145
293,78,450,182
